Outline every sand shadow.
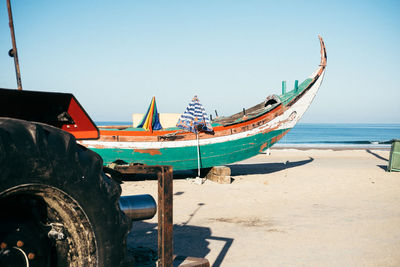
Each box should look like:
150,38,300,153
120,169,198,181
377,165,388,171
128,221,233,267
366,149,388,162
228,157,314,176
118,158,313,181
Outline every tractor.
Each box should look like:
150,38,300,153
0,1,160,266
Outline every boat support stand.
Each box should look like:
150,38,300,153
108,163,210,267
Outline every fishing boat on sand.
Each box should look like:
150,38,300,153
81,36,327,171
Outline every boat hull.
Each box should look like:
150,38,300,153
89,128,289,170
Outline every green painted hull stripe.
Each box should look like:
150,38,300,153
91,128,290,170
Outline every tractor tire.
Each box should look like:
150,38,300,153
0,118,132,267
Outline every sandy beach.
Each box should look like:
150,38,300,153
123,148,400,266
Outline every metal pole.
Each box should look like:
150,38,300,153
7,0,23,90
196,132,201,177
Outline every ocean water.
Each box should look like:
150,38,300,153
275,123,400,148
96,122,400,148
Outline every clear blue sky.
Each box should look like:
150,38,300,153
1,0,399,123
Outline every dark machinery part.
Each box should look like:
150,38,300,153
0,210,54,267
0,193,159,266
0,118,131,266
119,195,157,221
8,48,14,57
0,88,99,140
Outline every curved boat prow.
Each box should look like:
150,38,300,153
276,36,327,130
319,35,327,68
